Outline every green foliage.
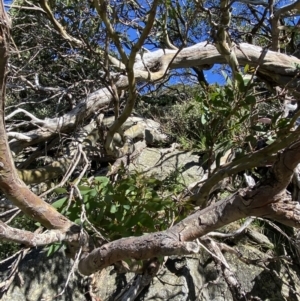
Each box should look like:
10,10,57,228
47,242,63,257
52,170,184,240
161,81,254,167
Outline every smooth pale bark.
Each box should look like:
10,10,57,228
9,42,300,154
270,0,300,51
15,116,163,184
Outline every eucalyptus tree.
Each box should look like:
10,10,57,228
1,0,300,299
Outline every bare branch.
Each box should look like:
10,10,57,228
39,0,84,46
94,0,128,64
78,137,300,275
0,3,78,232
7,42,300,155
0,221,78,246
193,128,300,206
104,0,160,155
207,217,254,238
5,108,43,124
270,0,300,51
39,0,124,69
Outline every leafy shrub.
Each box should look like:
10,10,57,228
52,170,184,240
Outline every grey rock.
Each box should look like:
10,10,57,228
0,248,84,301
1,244,300,301
129,148,205,187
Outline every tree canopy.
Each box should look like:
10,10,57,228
1,0,300,299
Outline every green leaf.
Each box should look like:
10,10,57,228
245,135,257,146
145,202,163,211
271,111,282,124
80,190,93,196
201,114,207,125
244,95,256,105
104,194,114,202
52,197,67,209
277,118,290,128
146,178,161,185
47,243,62,257
235,73,245,93
237,113,250,124
138,213,155,229
110,204,118,213
224,87,234,100
125,186,136,196
74,218,81,225
89,189,98,197
124,214,141,228
185,104,194,114
94,176,109,186
54,187,67,194
78,185,91,190
215,140,232,151
244,64,249,74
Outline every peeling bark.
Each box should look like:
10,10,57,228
0,220,79,246
0,3,75,231
78,137,300,275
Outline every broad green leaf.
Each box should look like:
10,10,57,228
110,204,118,213
237,113,250,124
244,95,256,105
235,73,245,93
54,187,67,194
138,213,155,229
277,118,290,128
271,111,282,124
47,243,62,257
125,186,136,196
94,176,110,186
80,189,93,196
52,197,67,209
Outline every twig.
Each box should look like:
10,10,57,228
207,217,254,238
0,247,31,293
5,108,44,124
39,146,81,197
4,209,21,224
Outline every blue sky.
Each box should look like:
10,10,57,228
2,0,225,84
4,0,297,85
4,0,11,6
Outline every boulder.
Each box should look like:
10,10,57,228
1,243,300,301
129,148,205,186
